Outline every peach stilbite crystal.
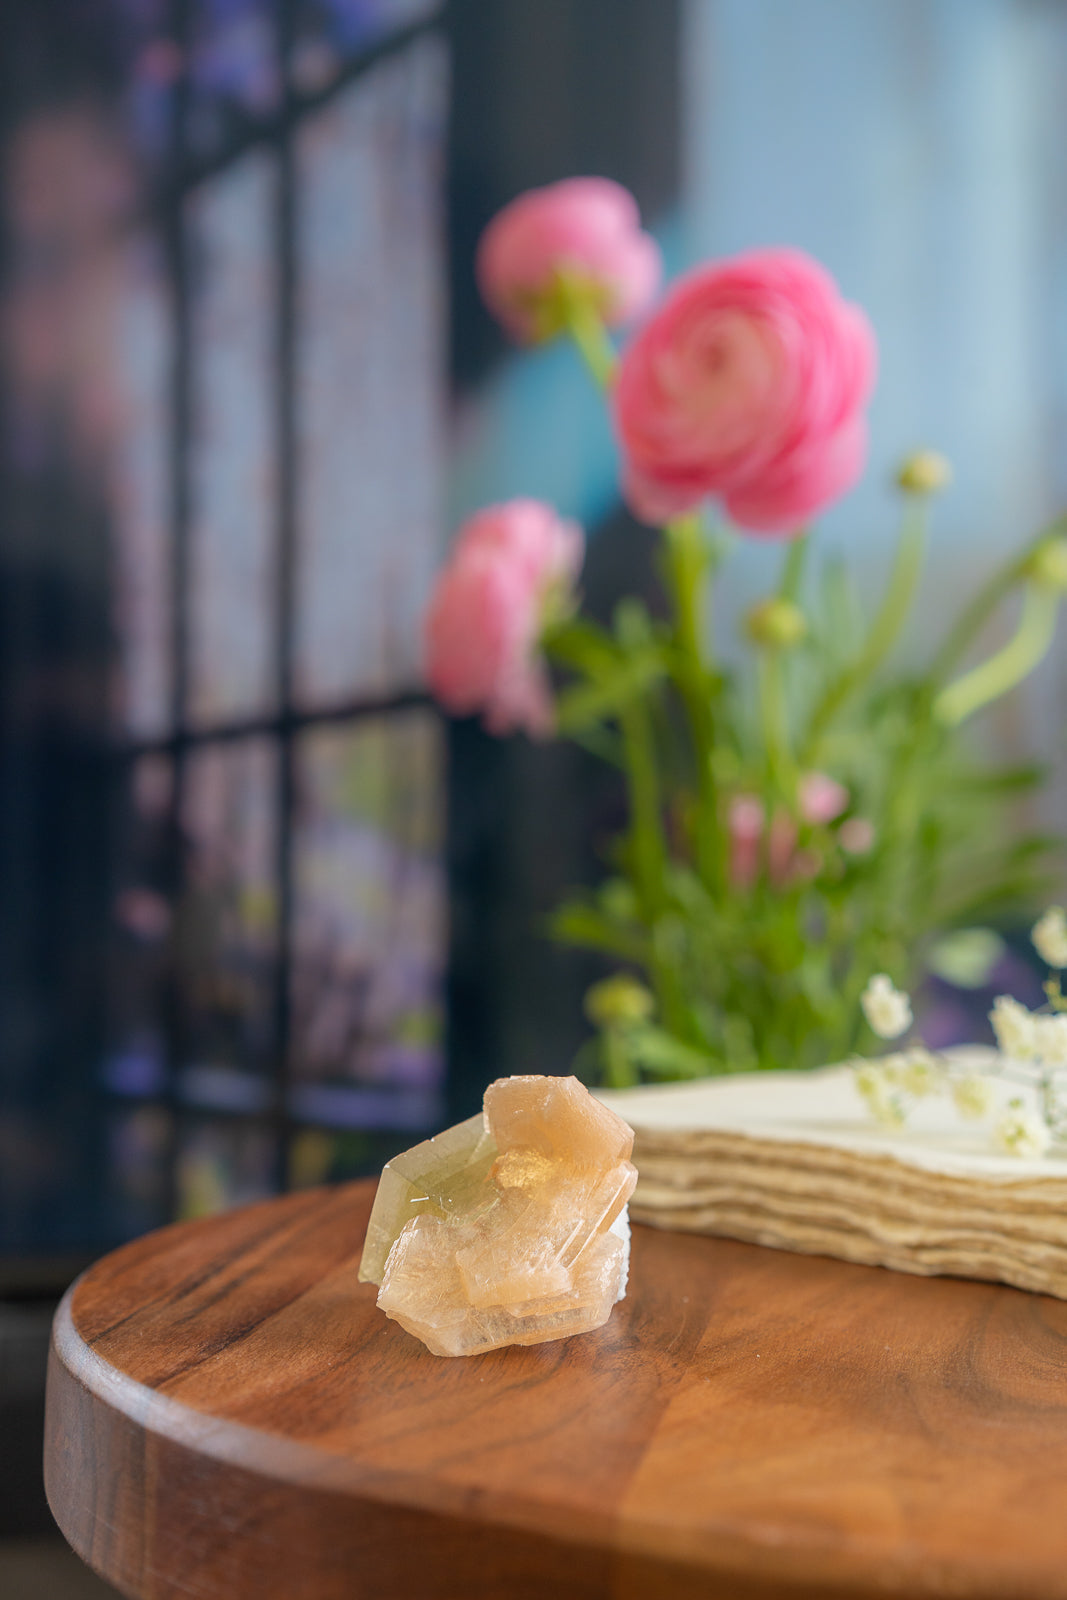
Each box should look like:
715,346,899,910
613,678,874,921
358,1075,637,1356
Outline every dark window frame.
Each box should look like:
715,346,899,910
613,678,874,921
105,0,446,1214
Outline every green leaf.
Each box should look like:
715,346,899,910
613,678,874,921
568,725,626,768
627,1025,718,1080
555,652,666,733
550,901,650,964
598,877,639,921
613,597,656,650
816,555,864,662
543,617,619,676
944,763,1049,796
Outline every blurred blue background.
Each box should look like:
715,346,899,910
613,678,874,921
0,0,1063,1587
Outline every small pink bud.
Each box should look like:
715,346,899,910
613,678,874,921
799,772,849,825
839,817,876,855
476,178,661,343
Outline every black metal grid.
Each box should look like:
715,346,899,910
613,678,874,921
106,0,445,1213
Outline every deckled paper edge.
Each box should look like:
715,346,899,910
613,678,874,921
595,1048,1067,1183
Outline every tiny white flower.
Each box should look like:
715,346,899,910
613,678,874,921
875,1055,903,1087
854,1062,907,1128
861,974,913,1041
951,1073,995,1121
992,1100,1051,1160
1032,907,1067,970
989,995,1038,1061
899,1047,940,1098
1032,1012,1067,1067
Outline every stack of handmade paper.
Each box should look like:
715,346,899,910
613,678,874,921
597,1051,1067,1299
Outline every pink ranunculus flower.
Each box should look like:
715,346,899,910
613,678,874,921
453,496,584,591
424,500,583,738
613,248,877,535
476,177,662,343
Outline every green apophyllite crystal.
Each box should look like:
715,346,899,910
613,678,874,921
357,1113,499,1286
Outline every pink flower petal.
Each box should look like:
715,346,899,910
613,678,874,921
424,500,584,738
614,247,876,532
799,771,850,825
477,178,662,341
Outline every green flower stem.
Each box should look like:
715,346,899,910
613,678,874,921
560,290,617,389
879,712,933,941
933,582,1060,727
619,698,667,916
758,649,795,800
803,498,928,763
663,514,721,885
753,532,809,803
664,514,708,664
559,291,722,893
602,1028,638,1088
618,700,689,1033
928,512,1067,682
780,529,810,601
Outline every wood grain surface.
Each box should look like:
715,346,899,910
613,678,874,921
44,1177,1067,1600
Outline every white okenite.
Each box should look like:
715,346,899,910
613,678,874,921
860,974,912,1040
1033,907,1067,969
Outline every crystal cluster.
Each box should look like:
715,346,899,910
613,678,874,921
359,1075,637,1356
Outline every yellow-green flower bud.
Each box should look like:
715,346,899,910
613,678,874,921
744,597,808,650
585,974,654,1031
896,450,952,496
1025,536,1067,594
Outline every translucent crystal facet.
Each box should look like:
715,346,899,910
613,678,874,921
358,1075,637,1356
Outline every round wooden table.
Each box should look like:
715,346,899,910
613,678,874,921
45,1177,1067,1599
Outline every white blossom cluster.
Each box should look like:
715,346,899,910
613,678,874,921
991,1100,1051,1160
852,1048,1052,1160
1032,907,1067,970
860,974,912,1040
854,1050,993,1131
851,910,1067,1161
990,995,1067,1066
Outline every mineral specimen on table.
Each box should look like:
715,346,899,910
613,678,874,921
359,1075,637,1356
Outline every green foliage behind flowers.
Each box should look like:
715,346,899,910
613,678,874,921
549,501,1067,1086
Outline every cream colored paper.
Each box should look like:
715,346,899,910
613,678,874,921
597,1050,1067,1298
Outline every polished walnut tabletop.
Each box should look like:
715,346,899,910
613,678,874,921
45,1176,1067,1600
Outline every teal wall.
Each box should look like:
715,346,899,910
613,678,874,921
451,0,1067,818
